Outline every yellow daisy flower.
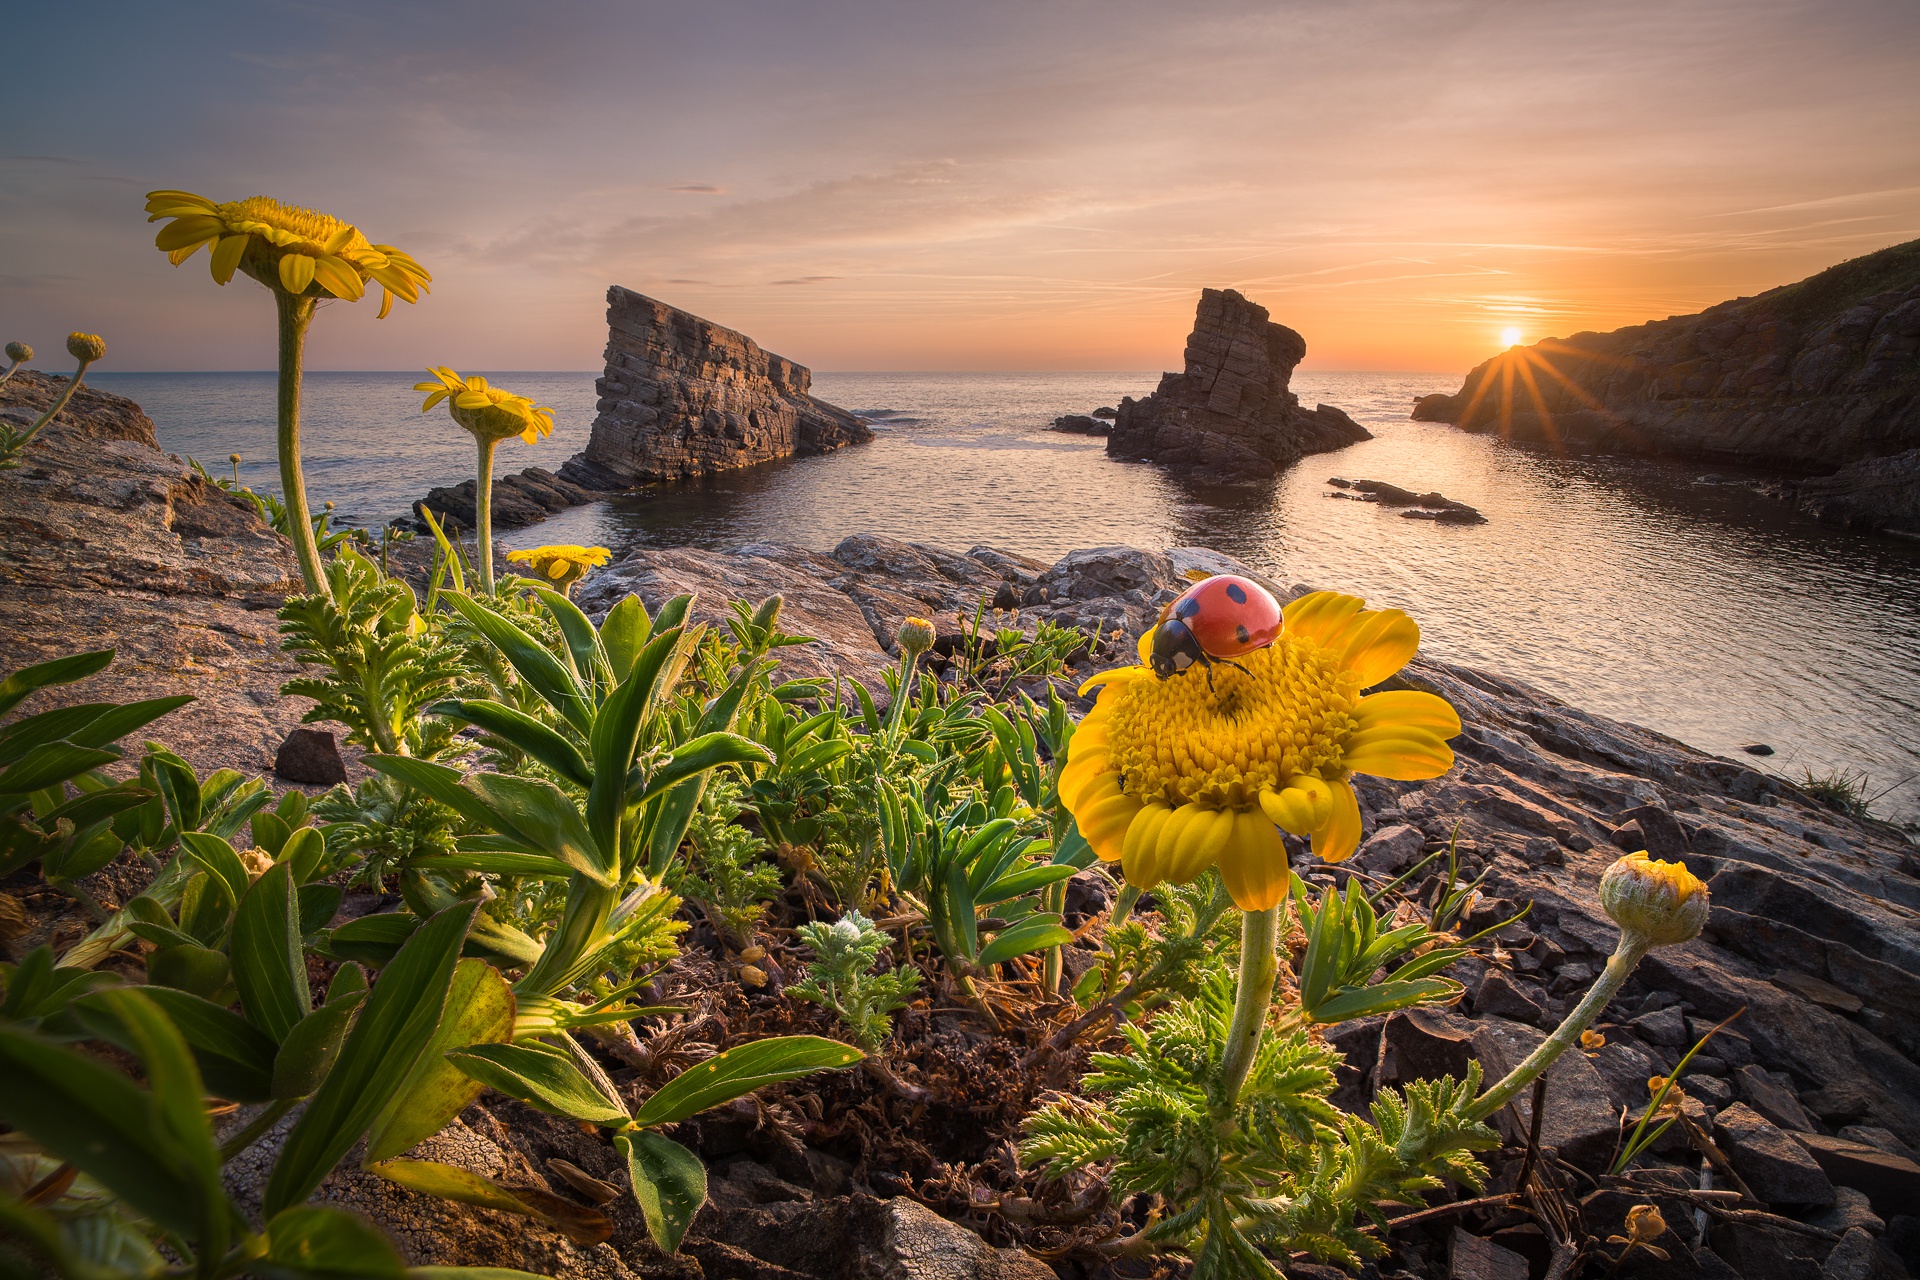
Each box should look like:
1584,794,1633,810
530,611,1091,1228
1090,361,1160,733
506,545,612,593
1057,590,1461,911
144,191,430,318
416,367,555,445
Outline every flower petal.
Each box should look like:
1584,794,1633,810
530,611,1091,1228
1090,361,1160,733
309,254,365,301
278,252,317,294
377,289,395,320
1078,779,1143,864
418,390,449,412
1354,690,1462,739
1310,779,1363,863
1167,805,1234,882
153,215,225,251
1338,609,1420,687
1281,591,1366,647
1343,726,1455,780
1219,810,1291,911
209,234,249,285
1120,801,1174,874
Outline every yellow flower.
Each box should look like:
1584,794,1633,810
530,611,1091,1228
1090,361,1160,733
896,616,936,659
415,367,555,445
1608,1204,1670,1262
1600,853,1709,947
144,191,430,318
1057,590,1460,911
506,545,611,592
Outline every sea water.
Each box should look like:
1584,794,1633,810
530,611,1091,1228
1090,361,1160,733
93,369,1920,824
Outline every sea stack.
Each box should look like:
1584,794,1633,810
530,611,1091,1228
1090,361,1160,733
1107,288,1371,476
559,286,872,489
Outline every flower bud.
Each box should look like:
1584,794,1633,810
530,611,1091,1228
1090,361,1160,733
230,453,242,464
1600,852,1708,947
65,332,106,363
896,616,936,660
5,342,31,363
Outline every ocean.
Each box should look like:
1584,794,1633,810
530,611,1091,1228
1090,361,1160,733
92,369,1920,825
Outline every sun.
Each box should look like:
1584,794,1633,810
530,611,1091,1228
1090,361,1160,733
1500,326,1524,347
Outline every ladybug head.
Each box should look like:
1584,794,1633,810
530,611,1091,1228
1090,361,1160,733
1149,617,1207,679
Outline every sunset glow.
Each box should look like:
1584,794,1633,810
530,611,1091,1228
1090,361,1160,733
1500,327,1525,349
3,2,1917,374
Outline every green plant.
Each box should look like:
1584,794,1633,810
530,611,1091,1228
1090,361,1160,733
669,775,781,949
278,546,467,758
0,332,104,470
1793,764,1908,820
789,908,922,1054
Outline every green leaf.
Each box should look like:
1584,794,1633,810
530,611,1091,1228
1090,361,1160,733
431,700,592,788
465,772,611,887
263,899,479,1218
365,960,515,1161
533,586,610,689
252,811,294,858
360,756,504,832
285,827,328,885
0,650,113,719
444,594,592,733
328,962,369,1003
0,743,120,797
618,1130,706,1254
598,595,651,685
272,991,366,1100
147,748,202,835
368,1158,612,1245
66,695,195,751
632,1036,862,1129
0,1003,209,1237
324,912,421,966
300,883,345,936
233,861,312,1042
978,916,1074,968
975,863,1077,907
586,632,675,861
147,942,233,1000
264,1205,408,1280
179,830,251,907
1306,978,1464,1024
446,1041,630,1125
410,850,575,880
129,985,278,1104
637,732,774,806
0,702,115,765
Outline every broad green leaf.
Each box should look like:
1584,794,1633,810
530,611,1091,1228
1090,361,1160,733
147,748,202,835
272,991,366,1100
410,850,575,880
129,985,278,1103
585,637,668,861
147,942,232,1000
465,772,610,886
0,1005,207,1237
975,863,1077,907
365,960,515,1161
430,700,592,788
644,776,706,879
360,756,507,832
651,593,693,633
66,695,194,751
263,900,478,1217
618,1130,706,1254
328,962,369,1003
368,1159,612,1245
233,861,311,1042
597,595,650,684
0,649,113,719
252,811,293,858
325,912,421,966
632,1036,862,1128
300,884,345,936
636,732,773,807
285,828,328,887
977,916,1073,968
446,1041,630,1125
179,831,252,906
264,1205,407,1280
532,586,610,690
0,743,120,797
1307,978,1464,1025
443,594,592,733
0,702,116,765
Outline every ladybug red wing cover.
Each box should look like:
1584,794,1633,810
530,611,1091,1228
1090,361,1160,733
1175,575,1283,657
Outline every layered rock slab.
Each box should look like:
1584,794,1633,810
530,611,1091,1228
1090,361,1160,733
560,286,872,489
1107,288,1371,476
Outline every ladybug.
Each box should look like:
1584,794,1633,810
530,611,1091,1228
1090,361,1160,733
1149,574,1284,681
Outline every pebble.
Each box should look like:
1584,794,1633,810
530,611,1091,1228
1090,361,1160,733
1743,743,1776,755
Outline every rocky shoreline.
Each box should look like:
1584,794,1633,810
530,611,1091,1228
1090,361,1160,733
6,377,1920,1279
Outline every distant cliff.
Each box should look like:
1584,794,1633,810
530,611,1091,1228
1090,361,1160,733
1415,240,1920,471
560,287,871,489
1108,288,1370,476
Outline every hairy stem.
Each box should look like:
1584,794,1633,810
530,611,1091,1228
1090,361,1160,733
274,290,328,599
1468,928,1650,1123
1217,904,1280,1110
474,435,498,595
7,358,96,457
1040,877,1067,996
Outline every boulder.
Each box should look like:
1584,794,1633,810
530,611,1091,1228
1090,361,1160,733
1794,446,1920,537
274,727,347,786
1449,1226,1530,1280
1048,414,1109,436
558,286,871,489
1470,1016,1619,1165
410,466,617,534
1791,1132,1920,1219
1716,1102,1835,1207
1107,289,1370,476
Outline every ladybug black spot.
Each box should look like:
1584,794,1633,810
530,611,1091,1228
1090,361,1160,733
1175,597,1200,618
1236,623,1250,644
1225,583,1248,604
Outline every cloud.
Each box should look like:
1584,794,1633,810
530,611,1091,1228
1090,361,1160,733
772,276,839,286
669,183,727,195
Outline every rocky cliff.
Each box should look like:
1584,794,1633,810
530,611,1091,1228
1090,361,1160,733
1107,288,1371,475
559,287,872,490
1418,240,1920,472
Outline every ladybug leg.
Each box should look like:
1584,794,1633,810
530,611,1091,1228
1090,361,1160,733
1219,659,1253,679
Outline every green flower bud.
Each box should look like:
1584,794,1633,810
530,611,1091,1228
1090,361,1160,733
896,616,936,660
1600,852,1709,947
5,342,31,363
66,332,106,363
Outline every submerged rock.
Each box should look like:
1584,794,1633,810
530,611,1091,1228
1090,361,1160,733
409,465,617,534
1048,413,1109,436
1107,288,1371,476
559,286,871,490
1326,476,1488,524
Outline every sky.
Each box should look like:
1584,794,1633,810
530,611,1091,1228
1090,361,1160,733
4,0,1918,374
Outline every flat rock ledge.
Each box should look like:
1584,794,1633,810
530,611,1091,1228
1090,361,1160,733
1326,476,1487,524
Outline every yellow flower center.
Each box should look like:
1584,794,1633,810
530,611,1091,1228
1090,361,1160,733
217,196,382,263
1103,635,1360,810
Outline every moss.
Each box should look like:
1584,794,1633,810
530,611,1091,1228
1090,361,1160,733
1764,238,1920,326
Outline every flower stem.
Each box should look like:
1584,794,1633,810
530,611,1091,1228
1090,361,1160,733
7,358,96,457
1468,929,1651,1123
1217,903,1280,1110
274,291,328,599
474,435,498,594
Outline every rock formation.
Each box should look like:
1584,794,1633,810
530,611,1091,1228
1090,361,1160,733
410,465,616,534
1791,446,1920,538
1421,239,1920,471
1106,288,1371,475
558,286,872,490
1326,476,1487,524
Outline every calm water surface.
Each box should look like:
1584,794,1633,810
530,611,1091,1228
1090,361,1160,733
96,370,1920,823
